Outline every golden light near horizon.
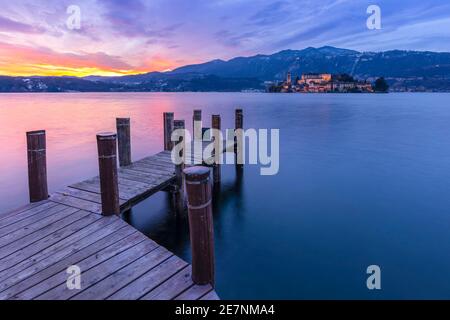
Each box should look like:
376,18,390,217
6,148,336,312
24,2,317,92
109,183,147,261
0,64,146,78
0,47,179,77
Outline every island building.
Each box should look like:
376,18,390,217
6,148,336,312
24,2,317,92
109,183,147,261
273,72,374,93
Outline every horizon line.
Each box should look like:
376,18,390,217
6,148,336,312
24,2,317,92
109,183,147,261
1,45,449,79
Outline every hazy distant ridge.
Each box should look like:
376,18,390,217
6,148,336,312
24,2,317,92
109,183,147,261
2,46,450,92
169,46,450,80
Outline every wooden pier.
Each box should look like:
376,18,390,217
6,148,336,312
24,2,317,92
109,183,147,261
0,110,243,300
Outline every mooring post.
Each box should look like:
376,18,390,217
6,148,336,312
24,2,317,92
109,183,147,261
97,132,120,216
163,112,174,151
26,130,48,203
184,166,215,286
116,118,131,167
235,109,244,170
193,110,202,141
173,120,186,214
212,115,221,184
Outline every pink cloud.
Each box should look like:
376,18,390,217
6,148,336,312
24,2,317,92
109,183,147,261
0,41,137,74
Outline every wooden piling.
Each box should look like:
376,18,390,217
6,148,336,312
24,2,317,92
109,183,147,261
212,115,221,184
116,118,131,167
235,109,244,169
97,132,120,216
184,166,215,286
173,120,186,214
26,130,48,203
193,110,202,141
163,112,174,151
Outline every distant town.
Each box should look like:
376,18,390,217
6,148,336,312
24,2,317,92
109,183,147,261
266,73,388,93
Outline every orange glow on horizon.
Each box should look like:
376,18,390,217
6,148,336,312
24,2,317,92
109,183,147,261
0,42,181,77
0,64,149,77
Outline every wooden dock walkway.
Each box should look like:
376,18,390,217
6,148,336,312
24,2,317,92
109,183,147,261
53,151,177,214
0,199,218,300
0,109,243,300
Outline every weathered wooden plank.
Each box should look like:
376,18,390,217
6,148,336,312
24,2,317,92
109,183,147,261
15,231,147,300
200,291,220,301
0,215,118,284
138,158,175,170
175,284,213,301
108,255,188,300
133,160,175,172
139,156,174,166
69,180,102,195
0,204,70,239
200,290,220,300
146,156,178,166
70,179,134,201
141,266,193,300
35,238,158,300
118,171,161,186
56,187,99,204
127,163,174,176
49,194,102,214
0,146,222,301
128,162,173,173
151,151,172,160
120,169,175,191
0,207,85,260
56,187,127,206
0,202,58,230
117,176,151,189
152,153,175,159
0,201,48,221
0,204,78,247
142,157,172,165
71,246,172,300
0,212,100,274
0,218,127,298
119,170,174,188
120,167,173,182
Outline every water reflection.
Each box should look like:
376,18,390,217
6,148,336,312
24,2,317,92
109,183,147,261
124,162,245,265
3,93,450,299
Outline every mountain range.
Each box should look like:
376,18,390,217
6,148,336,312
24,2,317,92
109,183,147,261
2,46,450,92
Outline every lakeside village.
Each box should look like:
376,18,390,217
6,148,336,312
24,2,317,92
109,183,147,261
266,73,389,93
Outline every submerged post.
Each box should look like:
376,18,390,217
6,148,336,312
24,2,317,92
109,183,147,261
173,120,186,214
235,109,244,170
97,132,120,216
116,118,131,167
212,115,221,184
184,166,215,286
193,110,202,141
163,112,174,151
26,130,48,203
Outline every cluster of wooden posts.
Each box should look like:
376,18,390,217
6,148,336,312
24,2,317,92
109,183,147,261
24,108,244,287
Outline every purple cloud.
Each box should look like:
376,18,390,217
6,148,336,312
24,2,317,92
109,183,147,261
0,15,46,34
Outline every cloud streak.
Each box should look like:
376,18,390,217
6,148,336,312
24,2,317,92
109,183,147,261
0,0,449,76
0,15,46,34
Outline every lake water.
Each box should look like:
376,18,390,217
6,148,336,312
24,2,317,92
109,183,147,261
1,92,450,299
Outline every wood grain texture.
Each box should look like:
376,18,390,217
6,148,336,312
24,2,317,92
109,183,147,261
0,148,219,300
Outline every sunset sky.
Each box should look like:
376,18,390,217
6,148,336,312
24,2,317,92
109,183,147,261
1,0,450,77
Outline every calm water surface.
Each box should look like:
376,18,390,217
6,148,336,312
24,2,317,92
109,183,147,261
1,92,450,299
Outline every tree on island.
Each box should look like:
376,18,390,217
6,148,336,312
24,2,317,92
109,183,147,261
267,84,282,93
333,74,355,82
374,77,389,92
